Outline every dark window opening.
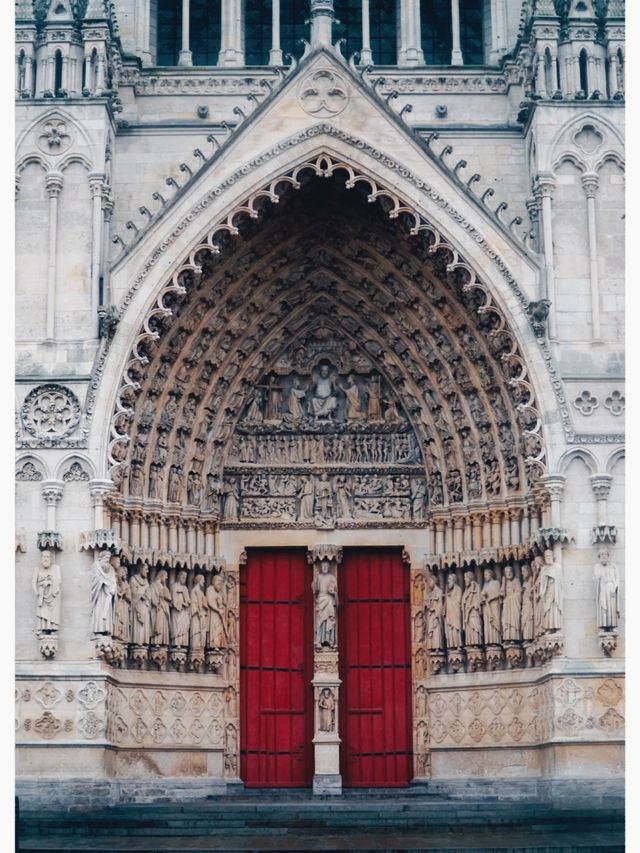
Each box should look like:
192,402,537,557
245,0,271,65
191,0,221,65
370,0,397,65
579,48,588,95
157,0,181,65
54,50,63,95
460,0,484,65
421,0,452,65
280,0,308,62
334,0,362,61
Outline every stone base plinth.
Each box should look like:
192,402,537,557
313,773,342,795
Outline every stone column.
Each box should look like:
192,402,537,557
269,0,283,65
540,475,565,530
488,0,507,65
310,0,334,48
360,0,373,65
40,480,64,550
590,474,616,545
582,172,601,341
607,50,619,97
45,172,63,341
89,479,115,531
308,544,342,795
88,173,105,336
178,0,193,66
536,52,547,98
398,0,424,66
219,0,244,66
450,0,463,66
535,173,557,339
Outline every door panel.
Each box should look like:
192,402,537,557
240,548,313,787
340,547,412,787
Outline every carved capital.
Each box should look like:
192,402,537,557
89,478,116,504
581,172,599,199
37,531,63,551
539,474,566,502
534,172,556,200
591,524,617,545
590,474,613,501
78,529,121,552
599,629,618,657
41,479,64,505
88,172,106,197
44,172,64,198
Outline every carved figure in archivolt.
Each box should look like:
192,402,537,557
520,564,535,642
501,565,522,642
594,549,619,631
32,550,61,634
130,563,152,645
207,574,228,649
444,574,463,648
150,569,171,646
425,575,445,651
310,363,338,420
313,559,338,649
171,570,191,647
318,688,336,733
90,550,117,635
540,549,562,632
482,568,501,645
190,574,208,653
339,374,364,420
462,570,482,646
113,558,131,643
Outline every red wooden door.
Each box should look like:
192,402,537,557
240,548,313,787
340,547,412,787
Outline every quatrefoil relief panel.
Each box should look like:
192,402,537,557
603,391,625,416
21,384,81,439
573,390,599,416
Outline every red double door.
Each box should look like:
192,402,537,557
240,547,412,788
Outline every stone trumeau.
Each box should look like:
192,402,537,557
14,0,624,821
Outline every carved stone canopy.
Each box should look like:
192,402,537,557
107,175,546,531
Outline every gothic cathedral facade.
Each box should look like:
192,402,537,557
15,0,624,805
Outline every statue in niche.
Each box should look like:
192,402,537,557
298,477,315,520
260,374,284,423
90,550,117,635
365,374,383,421
167,465,184,503
425,575,445,651
313,559,338,649
205,473,222,513
444,574,463,648
150,569,171,646
286,377,307,421
190,574,208,654
315,473,334,521
462,570,483,646
338,374,364,420
482,568,502,645
413,609,426,643
413,573,426,605
593,549,619,631
501,565,522,642
225,686,238,718
207,574,228,649
309,363,338,420
335,475,352,519
32,550,61,634
410,479,427,521
318,688,336,733
414,647,427,679
130,562,152,645
171,570,191,647
113,557,131,643
532,555,544,638
244,388,264,423
222,480,239,522
540,549,562,632
148,465,164,500
520,564,535,642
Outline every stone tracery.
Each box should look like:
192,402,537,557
105,159,547,553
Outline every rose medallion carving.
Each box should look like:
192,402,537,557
22,384,81,440
298,68,349,117
37,119,72,155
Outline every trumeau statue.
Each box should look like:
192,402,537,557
313,559,338,649
90,550,118,635
32,550,61,634
171,570,191,647
130,562,152,645
540,549,562,632
594,549,619,631
501,565,522,642
444,573,463,648
462,570,482,646
481,568,502,645
150,569,171,646
425,574,445,650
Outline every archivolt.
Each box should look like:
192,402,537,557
106,156,547,526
